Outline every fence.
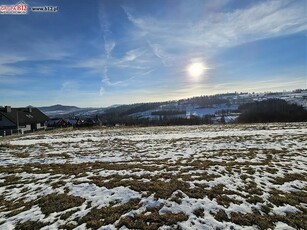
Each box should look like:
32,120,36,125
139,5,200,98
0,126,65,137
0,129,19,137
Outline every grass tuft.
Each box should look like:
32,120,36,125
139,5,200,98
38,193,85,215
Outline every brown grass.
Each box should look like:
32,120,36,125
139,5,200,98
117,209,188,229
229,211,307,229
13,152,30,158
273,173,307,185
78,198,141,229
1,123,306,228
38,193,85,215
15,221,47,230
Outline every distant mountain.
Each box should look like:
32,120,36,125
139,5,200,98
39,104,83,117
108,104,124,108
39,104,80,112
39,104,108,118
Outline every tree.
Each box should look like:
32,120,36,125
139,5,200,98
237,99,307,123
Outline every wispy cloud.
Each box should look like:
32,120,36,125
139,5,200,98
123,0,306,56
147,41,171,66
119,48,145,62
56,80,80,101
0,38,73,78
71,47,154,82
77,3,159,96
71,56,106,73
0,55,27,76
97,2,117,95
2,0,303,107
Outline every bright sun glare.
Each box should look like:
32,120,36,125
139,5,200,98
187,62,207,79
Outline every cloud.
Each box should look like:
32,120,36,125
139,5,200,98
0,55,27,76
0,64,25,76
98,3,116,57
61,81,78,91
71,56,106,71
120,48,145,62
104,40,116,58
196,0,306,47
0,38,73,78
123,0,306,54
147,41,171,66
30,39,71,61
55,81,80,102
75,4,158,93
98,2,119,95
71,46,154,85
99,87,105,96
43,0,306,104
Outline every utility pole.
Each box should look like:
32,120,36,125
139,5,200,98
16,110,19,135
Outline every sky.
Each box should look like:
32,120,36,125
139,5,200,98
0,0,306,107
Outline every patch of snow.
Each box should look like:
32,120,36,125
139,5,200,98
67,183,142,208
274,221,296,230
273,205,301,216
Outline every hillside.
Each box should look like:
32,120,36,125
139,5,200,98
39,105,106,118
238,99,307,123
37,90,307,124
39,104,80,112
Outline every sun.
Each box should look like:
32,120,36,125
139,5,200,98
187,62,207,79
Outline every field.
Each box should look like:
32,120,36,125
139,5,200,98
0,123,306,230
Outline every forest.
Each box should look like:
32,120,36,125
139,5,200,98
237,99,307,123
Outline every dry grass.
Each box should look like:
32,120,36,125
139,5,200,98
12,153,30,158
38,193,85,215
229,210,307,229
78,198,141,229
0,123,306,229
117,209,188,229
0,195,36,218
15,221,46,230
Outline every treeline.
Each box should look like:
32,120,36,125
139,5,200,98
238,99,307,123
103,95,230,118
178,95,229,107
99,95,230,125
151,110,186,116
99,114,213,126
104,102,163,117
98,98,307,126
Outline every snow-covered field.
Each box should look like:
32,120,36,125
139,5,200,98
0,123,306,230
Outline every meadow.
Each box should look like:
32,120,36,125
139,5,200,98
0,123,306,229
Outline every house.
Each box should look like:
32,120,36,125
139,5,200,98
66,118,79,127
78,118,96,127
212,115,238,124
46,118,68,128
0,106,49,134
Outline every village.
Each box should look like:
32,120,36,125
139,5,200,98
0,90,307,136
0,106,102,137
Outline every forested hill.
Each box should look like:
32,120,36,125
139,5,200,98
237,99,307,123
104,95,230,116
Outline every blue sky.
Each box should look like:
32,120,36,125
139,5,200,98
0,0,306,107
